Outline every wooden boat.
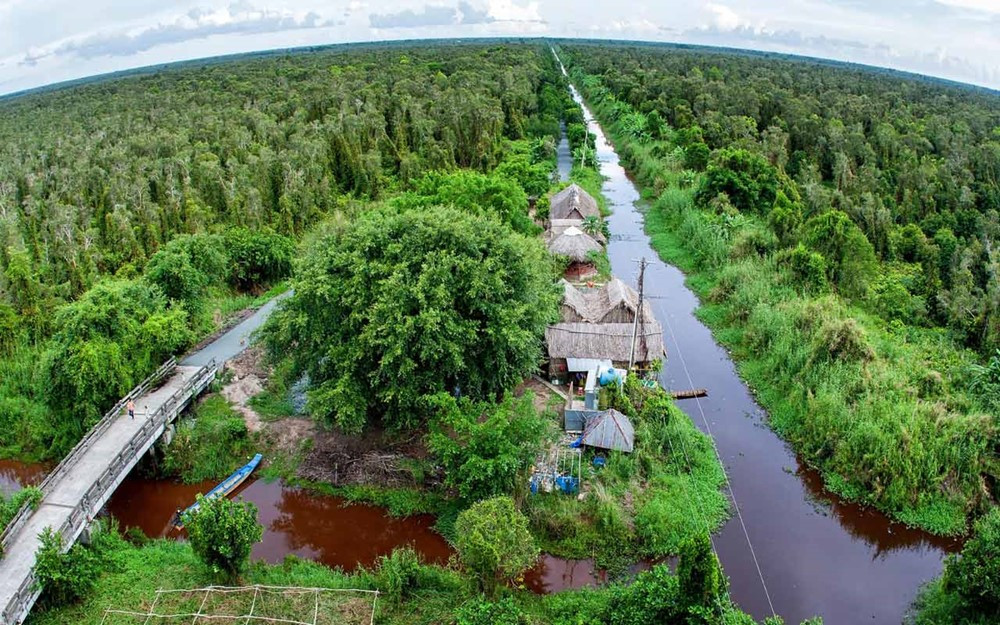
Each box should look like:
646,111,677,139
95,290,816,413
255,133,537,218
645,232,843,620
173,453,262,529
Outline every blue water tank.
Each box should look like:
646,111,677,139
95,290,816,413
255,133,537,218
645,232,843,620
599,368,621,386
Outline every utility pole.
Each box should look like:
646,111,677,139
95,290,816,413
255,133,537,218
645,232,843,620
628,257,647,370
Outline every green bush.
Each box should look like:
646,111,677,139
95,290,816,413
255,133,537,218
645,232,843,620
33,528,104,607
427,393,549,502
454,496,539,596
224,228,294,291
944,508,1000,614
162,394,254,483
184,495,263,582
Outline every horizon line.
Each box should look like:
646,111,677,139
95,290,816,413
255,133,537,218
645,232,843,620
2,35,999,102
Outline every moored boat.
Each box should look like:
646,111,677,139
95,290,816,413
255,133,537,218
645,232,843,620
173,453,262,529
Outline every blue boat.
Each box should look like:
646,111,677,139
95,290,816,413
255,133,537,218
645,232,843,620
173,453,262,529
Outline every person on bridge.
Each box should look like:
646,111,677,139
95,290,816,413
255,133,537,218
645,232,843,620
127,399,135,420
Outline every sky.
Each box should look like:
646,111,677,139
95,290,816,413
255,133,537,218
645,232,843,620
1,0,999,95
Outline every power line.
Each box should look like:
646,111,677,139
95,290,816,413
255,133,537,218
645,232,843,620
651,292,777,617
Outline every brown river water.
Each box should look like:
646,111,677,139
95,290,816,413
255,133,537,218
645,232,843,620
2,463,607,595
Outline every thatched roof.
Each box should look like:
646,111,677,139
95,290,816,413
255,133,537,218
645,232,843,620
560,278,656,324
550,183,600,220
549,219,606,244
547,226,603,263
546,322,665,363
581,409,634,453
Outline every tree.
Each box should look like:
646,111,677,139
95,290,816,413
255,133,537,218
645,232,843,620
224,228,294,291
44,279,191,430
944,508,1000,614
677,533,726,621
804,210,878,300
454,496,538,596
426,393,548,502
184,495,263,582
263,205,559,433
33,528,103,606
581,215,610,239
393,170,536,235
696,147,779,215
144,233,229,305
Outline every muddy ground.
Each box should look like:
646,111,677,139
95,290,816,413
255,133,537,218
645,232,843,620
220,346,431,488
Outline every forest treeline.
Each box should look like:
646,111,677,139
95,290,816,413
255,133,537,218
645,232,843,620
559,43,1000,535
0,42,571,459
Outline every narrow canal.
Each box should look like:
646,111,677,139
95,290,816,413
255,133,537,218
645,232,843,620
560,62,960,623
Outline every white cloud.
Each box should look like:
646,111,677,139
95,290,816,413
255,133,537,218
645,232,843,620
705,3,743,31
487,0,541,22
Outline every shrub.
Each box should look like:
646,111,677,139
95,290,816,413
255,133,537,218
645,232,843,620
811,317,875,363
375,547,424,604
454,496,539,596
33,528,104,606
695,148,779,215
224,227,294,291
184,495,263,582
944,508,1000,614
427,393,548,502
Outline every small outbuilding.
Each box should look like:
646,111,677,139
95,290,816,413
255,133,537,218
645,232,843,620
547,226,603,263
579,409,634,453
549,183,601,221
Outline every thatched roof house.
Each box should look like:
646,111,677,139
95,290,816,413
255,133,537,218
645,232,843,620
549,183,600,220
560,278,656,324
547,226,603,263
546,322,665,365
580,409,634,453
549,219,607,244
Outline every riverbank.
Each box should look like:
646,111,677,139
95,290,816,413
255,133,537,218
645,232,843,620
555,53,960,624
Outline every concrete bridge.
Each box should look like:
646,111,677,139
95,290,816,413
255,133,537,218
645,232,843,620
0,358,218,625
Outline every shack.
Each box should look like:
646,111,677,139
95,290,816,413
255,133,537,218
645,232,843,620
545,322,665,379
578,409,634,453
549,183,600,221
547,226,603,279
560,278,656,324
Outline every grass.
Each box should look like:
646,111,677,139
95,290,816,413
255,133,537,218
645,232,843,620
161,394,257,484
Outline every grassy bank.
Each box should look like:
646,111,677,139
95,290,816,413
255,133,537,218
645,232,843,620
569,71,995,536
25,524,790,625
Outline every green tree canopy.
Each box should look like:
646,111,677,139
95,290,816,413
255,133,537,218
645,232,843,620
804,210,878,300
391,170,536,235
454,496,539,596
263,205,559,433
184,495,263,582
696,147,779,215
426,393,549,502
44,279,191,430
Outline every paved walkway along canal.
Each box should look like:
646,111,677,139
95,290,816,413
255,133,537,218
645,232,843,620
562,64,960,623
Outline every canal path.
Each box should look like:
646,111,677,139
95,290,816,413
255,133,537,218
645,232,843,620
559,58,959,623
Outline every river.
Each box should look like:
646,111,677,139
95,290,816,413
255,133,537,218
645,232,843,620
559,61,959,623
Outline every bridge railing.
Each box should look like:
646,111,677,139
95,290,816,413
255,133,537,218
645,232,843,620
0,359,217,625
0,358,178,557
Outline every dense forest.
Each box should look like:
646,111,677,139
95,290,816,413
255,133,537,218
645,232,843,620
557,43,1000,535
0,42,568,458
